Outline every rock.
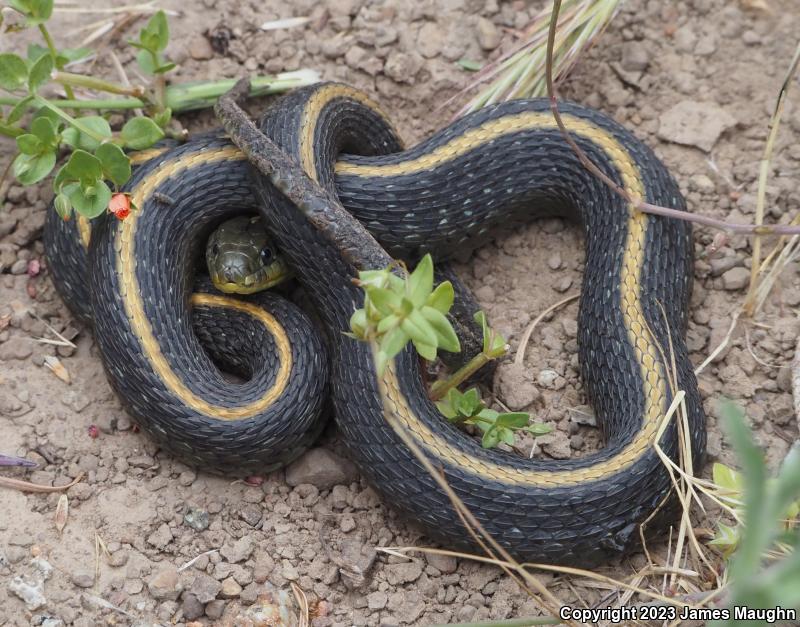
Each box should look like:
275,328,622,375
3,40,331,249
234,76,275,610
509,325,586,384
494,362,540,410
475,17,501,51
220,576,242,598
284,448,358,489
71,572,94,588
147,567,182,601
425,552,458,574
0,336,33,360
344,45,382,75
190,572,222,604
621,41,649,72
416,22,445,59
184,507,210,531
537,369,559,388
721,267,750,291
146,523,173,549
539,430,572,459
182,592,204,620
328,0,362,16
206,598,226,619
189,37,215,60
8,576,46,610
384,51,422,83
367,591,388,609
657,101,737,152
384,560,422,585
220,534,255,563
239,503,262,527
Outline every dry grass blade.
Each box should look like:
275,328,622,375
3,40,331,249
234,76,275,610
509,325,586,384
291,582,310,627
177,549,219,572
515,293,578,366
452,0,622,116
55,493,69,534
260,16,309,31
746,39,800,312
44,355,71,384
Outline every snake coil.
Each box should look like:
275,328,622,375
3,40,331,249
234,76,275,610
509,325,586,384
46,82,705,566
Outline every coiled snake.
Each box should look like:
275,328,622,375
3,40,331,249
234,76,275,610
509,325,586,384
45,81,705,566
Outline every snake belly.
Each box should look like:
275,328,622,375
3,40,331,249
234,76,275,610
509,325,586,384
217,82,706,567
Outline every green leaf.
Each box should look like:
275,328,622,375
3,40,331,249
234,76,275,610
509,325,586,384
138,10,170,52
368,287,401,316
420,305,460,353
59,47,92,64
153,107,172,128
401,310,438,352
61,115,112,151
427,281,454,314
12,150,55,184
121,116,164,150
63,149,102,183
53,192,72,220
26,44,49,63
135,49,157,75
413,341,437,361
407,254,433,308
525,423,552,436
457,58,483,72
708,522,740,557
30,115,57,147
95,142,131,187
499,427,515,446
16,133,42,155
9,0,52,24
66,179,111,219
460,388,481,415
0,53,29,91
7,94,34,124
713,462,743,493
153,62,176,74
376,313,400,335
379,326,410,362
481,426,501,449
27,53,52,93
349,308,368,339
495,412,531,429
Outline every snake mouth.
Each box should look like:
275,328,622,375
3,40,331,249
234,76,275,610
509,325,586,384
210,268,292,294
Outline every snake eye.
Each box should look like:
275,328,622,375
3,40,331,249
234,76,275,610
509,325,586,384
211,243,219,256
260,247,273,265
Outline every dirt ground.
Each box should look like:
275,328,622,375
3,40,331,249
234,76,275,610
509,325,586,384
1,0,800,625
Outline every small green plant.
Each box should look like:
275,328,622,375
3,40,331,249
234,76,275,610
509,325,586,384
437,387,551,449
0,1,318,220
350,254,550,450
349,254,461,375
709,401,800,625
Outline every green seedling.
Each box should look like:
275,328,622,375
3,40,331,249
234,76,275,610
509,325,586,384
436,386,551,449
0,1,318,220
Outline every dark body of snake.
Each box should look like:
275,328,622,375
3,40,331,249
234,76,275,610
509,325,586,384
45,81,705,566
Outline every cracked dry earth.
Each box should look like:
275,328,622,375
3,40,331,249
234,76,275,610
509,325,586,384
2,0,800,625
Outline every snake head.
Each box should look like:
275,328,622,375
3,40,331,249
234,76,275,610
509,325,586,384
206,215,291,294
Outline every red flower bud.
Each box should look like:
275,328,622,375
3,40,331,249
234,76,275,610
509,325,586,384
109,193,132,220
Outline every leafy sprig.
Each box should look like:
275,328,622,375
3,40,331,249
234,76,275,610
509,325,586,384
437,387,551,449
350,254,461,375
0,2,319,221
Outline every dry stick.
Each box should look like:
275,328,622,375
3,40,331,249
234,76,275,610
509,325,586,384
747,39,800,312
543,0,800,236
0,472,84,493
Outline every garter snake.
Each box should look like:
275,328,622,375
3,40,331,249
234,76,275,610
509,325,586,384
46,81,705,566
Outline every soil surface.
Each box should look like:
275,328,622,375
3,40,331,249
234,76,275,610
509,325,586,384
2,0,799,625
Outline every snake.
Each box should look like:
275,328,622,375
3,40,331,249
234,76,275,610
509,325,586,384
45,81,705,566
